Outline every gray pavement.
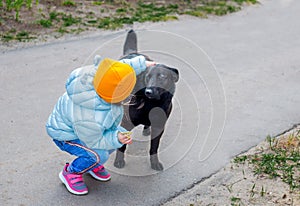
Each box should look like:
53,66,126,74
1,0,300,205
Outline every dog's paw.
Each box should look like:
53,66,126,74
142,126,151,136
150,155,164,171
151,161,164,171
114,159,126,168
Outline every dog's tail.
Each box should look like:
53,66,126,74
123,29,137,56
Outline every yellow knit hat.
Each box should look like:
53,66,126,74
93,58,136,103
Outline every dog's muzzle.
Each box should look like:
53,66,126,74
145,88,153,96
145,87,161,99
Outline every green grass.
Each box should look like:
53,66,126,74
37,12,80,29
2,33,14,41
233,0,258,5
92,1,103,6
0,0,259,42
230,196,242,206
61,14,80,27
1,30,36,42
234,130,300,191
183,1,243,18
62,0,76,7
233,155,248,164
38,19,52,28
49,11,59,21
1,0,37,21
96,2,180,29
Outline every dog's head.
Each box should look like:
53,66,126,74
143,64,179,100
120,53,179,101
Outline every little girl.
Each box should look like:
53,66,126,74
46,55,155,195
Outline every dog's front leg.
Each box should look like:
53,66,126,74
150,129,164,171
148,106,167,171
114,144,127,168
142,125,151,136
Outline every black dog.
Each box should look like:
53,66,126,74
113,30,179,171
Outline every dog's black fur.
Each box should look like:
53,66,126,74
113,30,179,171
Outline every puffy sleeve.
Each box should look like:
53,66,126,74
119,55,147,75
73,121,123,150
72,104,125,150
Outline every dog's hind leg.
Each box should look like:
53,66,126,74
123,29,137,56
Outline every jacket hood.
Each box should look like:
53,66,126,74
65,61,111,110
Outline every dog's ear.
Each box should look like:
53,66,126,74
169,67,179,83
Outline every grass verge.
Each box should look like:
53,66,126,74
0,0,259,43
234,129,300,191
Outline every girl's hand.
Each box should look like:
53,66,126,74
118,132,133,145
146,61,156,67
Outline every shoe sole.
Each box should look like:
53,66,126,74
59,171,88,195
88,171,111,181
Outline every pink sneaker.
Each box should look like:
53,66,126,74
89,165,111,181
59,163,88,195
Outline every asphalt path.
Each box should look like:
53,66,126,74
1,0,300,205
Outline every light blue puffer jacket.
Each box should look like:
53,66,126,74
46,55,146,150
